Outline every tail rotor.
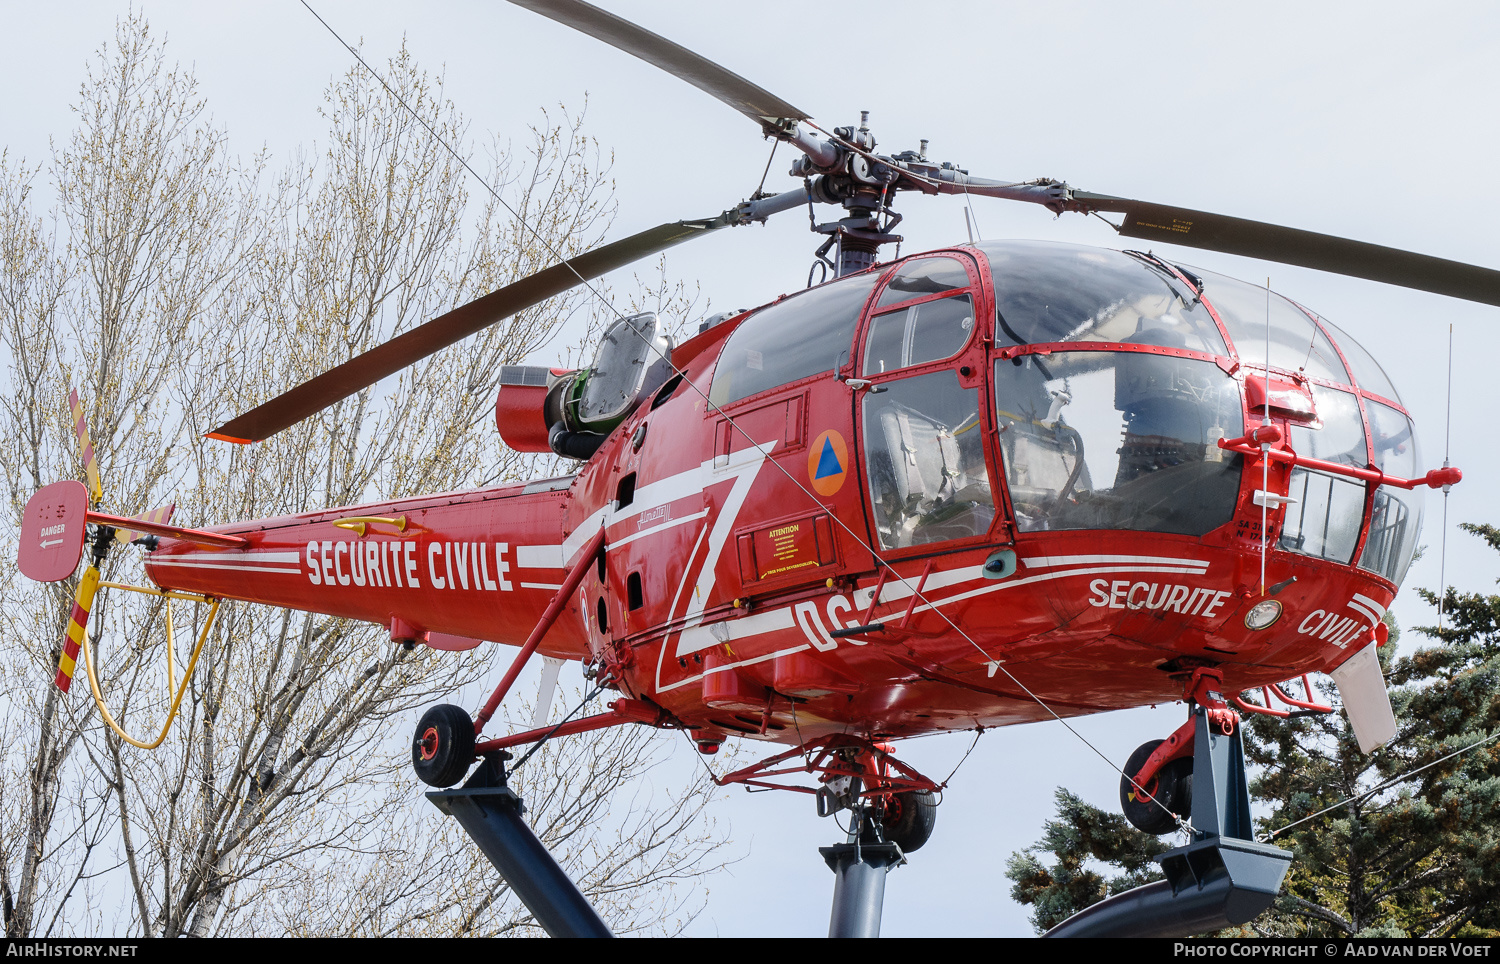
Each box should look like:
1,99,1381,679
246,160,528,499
19,388,230,744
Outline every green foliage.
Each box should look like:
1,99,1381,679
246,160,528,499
1005,789,1168,933
1007,523,1500,937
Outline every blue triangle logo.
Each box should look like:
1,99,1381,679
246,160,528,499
814,437,843,479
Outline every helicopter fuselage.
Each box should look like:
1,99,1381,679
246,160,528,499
146,240,1428,747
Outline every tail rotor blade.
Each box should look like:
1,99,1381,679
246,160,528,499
114,504,177,544
55,565,102,693
68,389,103,504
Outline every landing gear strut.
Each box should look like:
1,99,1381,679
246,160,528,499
811,745,940,938
821,810,905,939
820,789,938,938
708,733,944,938
1046,668,1292,938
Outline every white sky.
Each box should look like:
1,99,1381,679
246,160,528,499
3,0,1498,938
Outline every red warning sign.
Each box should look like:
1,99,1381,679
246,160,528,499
19,480,89,583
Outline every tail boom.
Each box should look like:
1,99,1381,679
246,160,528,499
142,482,591,659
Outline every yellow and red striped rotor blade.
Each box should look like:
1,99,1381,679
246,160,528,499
55,565,101,693
68,389,102,504
114,504,177,544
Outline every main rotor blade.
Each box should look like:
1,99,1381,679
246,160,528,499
1075,191,1500,307
208,217,725,444
507,0,809,127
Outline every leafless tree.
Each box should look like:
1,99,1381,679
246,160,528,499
0,14,727,938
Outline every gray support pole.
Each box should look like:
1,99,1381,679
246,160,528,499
820,841,903,938
429,758,612,938
1192,705,1256,839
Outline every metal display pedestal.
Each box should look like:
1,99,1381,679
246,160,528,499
1045,708,1292,938
428,755,613,938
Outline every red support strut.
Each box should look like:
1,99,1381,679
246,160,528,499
473,525,607,736
713,734,941,797
1217,437,1462,492
473,698,666,754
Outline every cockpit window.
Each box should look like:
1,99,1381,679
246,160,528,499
994,351,1242,534
863,369,994,549
709,272,881,408
1190,268,1350,384
862,294,975,376
978,241,1227,355
1319,318,1403,405
1288,385,1366,466
1359,399,1423,584
875,256,970,309
1280,386,1367,566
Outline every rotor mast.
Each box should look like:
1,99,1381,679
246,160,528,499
770,111,1079,277
781,111,902,277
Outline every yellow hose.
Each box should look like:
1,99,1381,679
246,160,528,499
80,580,219,750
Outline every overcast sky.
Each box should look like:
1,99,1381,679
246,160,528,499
3,0,1498,938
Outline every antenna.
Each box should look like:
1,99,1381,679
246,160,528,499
1261,278,1272,595
1439,323,1454,632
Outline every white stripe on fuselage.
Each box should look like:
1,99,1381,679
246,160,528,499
153,550,300,563
1023,554,1209,570
654,557,1219,693
505,440,781,689
674,605,798,657
516,545,564,569
149,550,303,574
674,442,777,632
848,556,1208,610
1351,592,1387,621
1345,598,1381,628
519,442,771,576
150,560,303,574
607,509,710,551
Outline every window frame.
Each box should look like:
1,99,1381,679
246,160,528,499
853,251,1007,557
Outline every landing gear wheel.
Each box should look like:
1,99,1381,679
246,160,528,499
878,790,938,853
412,704,476,788
1120,739,1191,835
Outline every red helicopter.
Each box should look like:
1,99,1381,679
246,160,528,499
16,0,1496,938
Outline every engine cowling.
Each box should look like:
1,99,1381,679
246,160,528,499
494,365,564,453
493,312,674,460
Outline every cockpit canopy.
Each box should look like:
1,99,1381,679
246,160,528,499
706,239,1423,588
980,240,1421,586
